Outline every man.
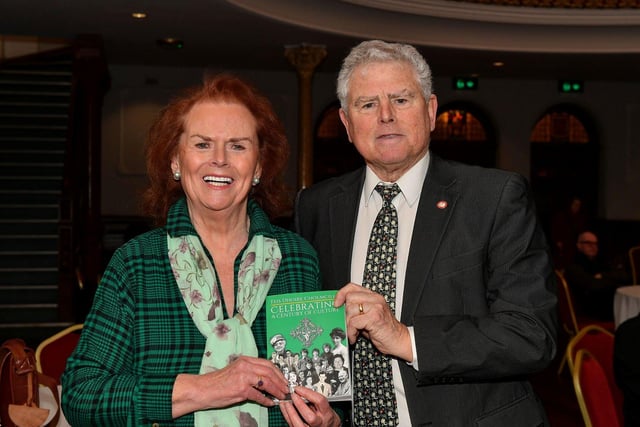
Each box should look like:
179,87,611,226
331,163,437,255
314,372,332,398
269,333,287,365
564,230,628,320
295,40,557,426
614,313,640,427
333,369,351,397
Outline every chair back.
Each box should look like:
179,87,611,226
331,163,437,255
573,349,621,427
566,325,614,373
566,324,623,421
555,269,579,336
630,245,640,285
35,324,83,382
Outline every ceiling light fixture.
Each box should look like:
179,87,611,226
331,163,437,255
131,12,147,19
493,61,505,67
157,38,184,50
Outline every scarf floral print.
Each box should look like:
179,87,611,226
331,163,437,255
169,232,281,427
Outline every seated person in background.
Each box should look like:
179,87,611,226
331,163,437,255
564,230,628,321
550,196,590,269
614,313,640,427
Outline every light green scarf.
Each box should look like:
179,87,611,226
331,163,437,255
168,232,281,426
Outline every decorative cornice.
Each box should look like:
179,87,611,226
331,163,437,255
458,0,639,8
226,0,640,53
342,0,640,25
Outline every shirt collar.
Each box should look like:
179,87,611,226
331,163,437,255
363,151,430,208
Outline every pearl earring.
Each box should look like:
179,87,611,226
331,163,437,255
252,176,260,186
173,171,181,181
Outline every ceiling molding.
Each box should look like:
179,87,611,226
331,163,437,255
226,0,640,53
342,0,640,26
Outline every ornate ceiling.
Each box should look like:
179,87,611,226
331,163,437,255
1,0,639,79
458,0,639,7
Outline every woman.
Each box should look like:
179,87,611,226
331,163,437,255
61,75,339,427
329,328,349,369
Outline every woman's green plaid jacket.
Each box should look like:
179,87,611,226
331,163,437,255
61,198,322,426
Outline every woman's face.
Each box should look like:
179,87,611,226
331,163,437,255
172,101,261,221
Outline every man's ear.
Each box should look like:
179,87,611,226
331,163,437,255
427,94,438,132
339,108,353,143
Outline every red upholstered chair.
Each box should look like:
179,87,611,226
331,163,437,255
556,269,580,337
556,269,580,375
566,325,614,373
555,270,615,375
572,349,621,427
35,324,83,382
566,325,623,422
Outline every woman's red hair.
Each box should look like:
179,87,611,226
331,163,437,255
142,74,291,226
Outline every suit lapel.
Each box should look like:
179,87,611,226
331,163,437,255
401,156,459,323
328,169,364,288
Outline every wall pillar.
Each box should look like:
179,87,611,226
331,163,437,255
285,44,326,189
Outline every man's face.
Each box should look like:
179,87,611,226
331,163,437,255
339,61,437,182
577,232,599,259
273,338,286,353
338,370,348,383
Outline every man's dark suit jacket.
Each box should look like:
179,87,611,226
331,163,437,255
295,155,558,427
614,314,640,427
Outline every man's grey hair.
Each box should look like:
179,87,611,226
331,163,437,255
336,40,433,111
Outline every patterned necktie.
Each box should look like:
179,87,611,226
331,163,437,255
353,183,400,426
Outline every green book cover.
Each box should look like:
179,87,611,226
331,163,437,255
266,290,352,401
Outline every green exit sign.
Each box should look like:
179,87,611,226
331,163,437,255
559,80,584,93
453,77,478,91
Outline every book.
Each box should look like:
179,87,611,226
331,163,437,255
266,290,352,401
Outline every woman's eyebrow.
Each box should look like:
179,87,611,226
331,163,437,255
189,133,212,141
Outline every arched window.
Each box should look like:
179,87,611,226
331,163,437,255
431,102,496,167
529,104,598,252
530,110,590,144
313,101,363,183
312,101,496,181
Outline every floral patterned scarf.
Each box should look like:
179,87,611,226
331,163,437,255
168,232,281,427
